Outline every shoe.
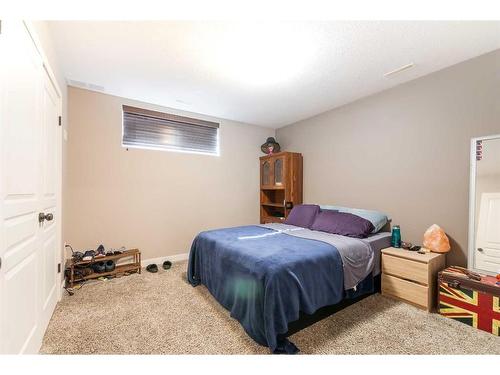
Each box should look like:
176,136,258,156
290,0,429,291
105,260,115,272
162,261,172,270
92,261,106,273
83,267,93,276
73,269,86,278
146,264,158,273
113,246,125,255
75,266,93,276
82,250,95,262
95,244,106,258
72,251,84,262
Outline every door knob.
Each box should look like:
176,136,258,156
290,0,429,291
477,247,484,252
38,212,54,223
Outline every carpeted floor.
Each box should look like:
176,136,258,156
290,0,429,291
41,261,500,354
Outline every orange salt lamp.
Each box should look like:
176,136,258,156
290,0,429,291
423,224,451,253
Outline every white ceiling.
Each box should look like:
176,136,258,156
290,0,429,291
48,21,500,128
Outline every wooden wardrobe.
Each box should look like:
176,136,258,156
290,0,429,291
260,152,303,224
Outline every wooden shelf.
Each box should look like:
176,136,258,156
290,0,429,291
262,216,285,223
260,152,302,224
65,248,141,288
72,263,140,284
70,249,140,266
260,186,285,190
261,202,285,208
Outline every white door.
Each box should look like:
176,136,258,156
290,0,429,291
476,192,500,273
39,69,61,332
0,21,62,354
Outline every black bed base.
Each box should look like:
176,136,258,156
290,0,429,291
282,274,381,338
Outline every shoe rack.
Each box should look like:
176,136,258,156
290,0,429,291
65,249,141,289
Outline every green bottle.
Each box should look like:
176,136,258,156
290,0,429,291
391,225,401,248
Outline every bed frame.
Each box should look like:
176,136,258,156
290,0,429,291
284,227,390,338
283,274,381,338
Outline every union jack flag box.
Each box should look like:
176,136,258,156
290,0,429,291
438,266,500,336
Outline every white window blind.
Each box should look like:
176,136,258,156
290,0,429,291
122,105,219,155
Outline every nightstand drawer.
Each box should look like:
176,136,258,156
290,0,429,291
382,273,428,308
382,254,429,285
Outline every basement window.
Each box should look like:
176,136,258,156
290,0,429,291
122,105,219,156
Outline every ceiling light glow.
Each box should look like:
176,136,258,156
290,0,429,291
202,23,317,87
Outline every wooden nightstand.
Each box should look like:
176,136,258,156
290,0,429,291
381,247,446,311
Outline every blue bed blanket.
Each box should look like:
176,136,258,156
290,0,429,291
187,225,375,352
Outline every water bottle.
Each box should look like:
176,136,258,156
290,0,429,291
391,225,401,248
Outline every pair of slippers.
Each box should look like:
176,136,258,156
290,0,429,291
146,261,172,273
93,260,116,273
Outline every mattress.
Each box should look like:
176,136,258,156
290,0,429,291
364,231,392,276
259,223,391,289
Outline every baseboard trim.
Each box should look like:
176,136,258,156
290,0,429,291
141,252,189,267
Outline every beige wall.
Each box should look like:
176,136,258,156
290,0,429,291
277,49,500,266
66,87,274,260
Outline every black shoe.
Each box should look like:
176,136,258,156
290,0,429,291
72,251,84,262
92,261,106,273
146,264,158,273
162,261,172,270
105,260,115,272
82,250,95,262
95,244,106,258
77,267,93,276
113,246,125,255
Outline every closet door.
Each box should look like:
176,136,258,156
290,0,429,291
0,21,62,354
39,69,61,334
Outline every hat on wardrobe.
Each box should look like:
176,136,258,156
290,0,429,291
260,137,281,155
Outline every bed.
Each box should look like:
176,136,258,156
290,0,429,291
187,220,391,353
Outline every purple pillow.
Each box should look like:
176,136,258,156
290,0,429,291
284,204,320,228
310,210,374,238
